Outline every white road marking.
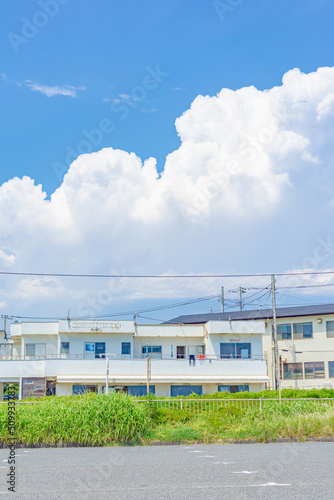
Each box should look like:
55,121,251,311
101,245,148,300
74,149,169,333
233,471,259,474
258,483,291,487
213,461,235,464
188,450,202,453
199,455,218,458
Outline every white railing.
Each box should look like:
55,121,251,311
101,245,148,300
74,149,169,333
0,353,265,361
1,397,334,412
137,397,334,413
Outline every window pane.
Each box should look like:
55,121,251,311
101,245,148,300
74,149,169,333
141,345,162,358
293,323,312,339
171,385,202,397
305,362,325,379
329,362,334,378
303,323,313,338
25,344,35,356
326,321,334,338
127,385,155,396
95,342,105,358
283,363,303,379
61,342,69,354
220,343,235,358
236,343,251,359
277,324,291,340
122,342,131,355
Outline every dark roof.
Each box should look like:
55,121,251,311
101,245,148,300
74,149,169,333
164,303,334,324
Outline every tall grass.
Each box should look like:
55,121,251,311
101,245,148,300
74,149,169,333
1,392,334,447
0,392,152,446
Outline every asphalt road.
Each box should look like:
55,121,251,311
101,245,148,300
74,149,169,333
1,442,334,499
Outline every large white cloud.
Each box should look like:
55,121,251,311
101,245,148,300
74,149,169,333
1,66,334,316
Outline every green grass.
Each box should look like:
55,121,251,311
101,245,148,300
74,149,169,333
1,391,334,447
0,392,152,446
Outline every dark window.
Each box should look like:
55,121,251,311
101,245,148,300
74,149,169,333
127,386,155,397
171,385,202,397
218,385,249,393
95,342,105,359
220,343,251,359
326,321,334,338
304,362,325,379
283,363,303,379
293,322,313,339
277,324,292,340
329,362,334,378
60,342,69,354
177,346,185,359
121,342,131,356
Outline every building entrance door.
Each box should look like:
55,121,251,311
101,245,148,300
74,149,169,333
177,346,185,359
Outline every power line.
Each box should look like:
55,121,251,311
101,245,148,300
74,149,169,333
2,270,334,279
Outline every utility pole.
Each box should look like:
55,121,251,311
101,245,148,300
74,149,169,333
238,288,246,311
105,355,109,395
146,356,151,395
221,287,224,312
1,315,11,340
271,274,279,391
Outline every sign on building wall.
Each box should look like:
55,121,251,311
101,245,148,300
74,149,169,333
22,377,46,399
71,321,121,332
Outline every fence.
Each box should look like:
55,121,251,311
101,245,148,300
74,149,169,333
137,397,334,413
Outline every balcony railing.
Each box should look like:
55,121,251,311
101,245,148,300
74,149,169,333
0,353,265,361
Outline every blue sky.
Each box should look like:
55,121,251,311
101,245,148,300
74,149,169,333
1,0,334,320
1,0,334,194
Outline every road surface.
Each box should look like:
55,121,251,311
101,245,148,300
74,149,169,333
1,442,334,499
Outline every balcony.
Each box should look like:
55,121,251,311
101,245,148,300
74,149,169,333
0,356,269,385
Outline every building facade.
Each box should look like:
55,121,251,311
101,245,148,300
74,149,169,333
167,303,334,390
0,319,268,399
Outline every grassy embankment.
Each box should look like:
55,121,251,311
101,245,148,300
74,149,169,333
1,389,334,446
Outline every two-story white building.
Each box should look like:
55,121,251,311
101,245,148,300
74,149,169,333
0,319,268,398
167,303,334,390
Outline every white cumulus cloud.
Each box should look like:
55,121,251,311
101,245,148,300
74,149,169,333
1,66,334,315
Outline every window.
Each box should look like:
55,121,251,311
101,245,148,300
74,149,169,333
121,342,131,356
326,321,334,338
218,385,249,393
329,362,334,378
141,346,162,358
220,343,251,359
177,346,185,359
171,385,202,397
60,342,69,355
127,386,155,396
283,363,303,379
277,324,292,340
72,385,97,395
95,342,105,359
304,362,325,379
85,343,95,357
293,322,313,339
84,342,105,358
25,343,46,357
